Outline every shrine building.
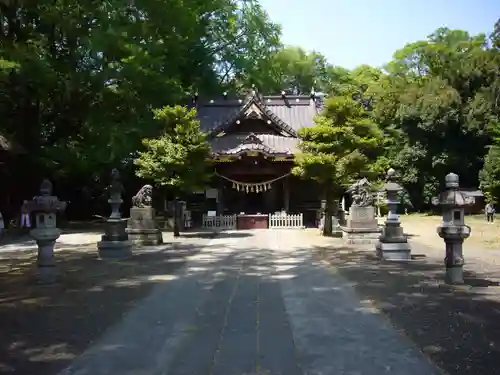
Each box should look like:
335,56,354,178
188,89,325,229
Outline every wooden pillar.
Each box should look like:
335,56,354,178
217,186,224,215
283,177,290,212
264,185,275,213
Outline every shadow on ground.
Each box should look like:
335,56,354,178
0,230,236,375
314,243,500,375
0,228,224,255
181,231,253,239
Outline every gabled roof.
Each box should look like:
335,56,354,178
194,92,320,138
211,133,297,157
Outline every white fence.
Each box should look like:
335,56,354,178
269,213,304,229
202,214,237,229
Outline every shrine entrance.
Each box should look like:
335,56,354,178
243,190,266,214
220,175,283,215
214,153,291,217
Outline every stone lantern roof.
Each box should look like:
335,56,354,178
432,173,474,207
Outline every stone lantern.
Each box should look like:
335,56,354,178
26,179,67,284
97,168,132,259
432,173,473,284
375,168,411,260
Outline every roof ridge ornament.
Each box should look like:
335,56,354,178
242,133,263,145
207,93,298,138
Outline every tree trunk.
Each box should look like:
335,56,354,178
173,197,180,237
322,183,334,236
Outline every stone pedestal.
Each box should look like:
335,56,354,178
126,207,163,245
376,220,411,261
342,206,381,244
444,239,465,284
30,229,60,284
97,219,132,259
438,225,470,284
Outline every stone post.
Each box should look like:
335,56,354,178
432,173,473,284
26,179,67,284
375,168,411,260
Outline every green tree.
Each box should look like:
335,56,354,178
293,95,382,235
479,118,500,203
0,0,283,216
478,20,500,203
134,105,211,236
247,45,354,95
0,0,281,175
372,26,500,209
479,145,500,203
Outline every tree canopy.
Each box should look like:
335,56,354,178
1,0,500,215
293,94,382,234
134,105,211,194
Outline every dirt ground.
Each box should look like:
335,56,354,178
400,213,500,251
2,219,499,375
399,214,500,273
309,215,500,375
0,233,216,375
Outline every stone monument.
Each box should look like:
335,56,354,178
26,179,67,284
97,168,132,259
126,184,163,245
432,173,473,284
375,168,411,260
342,178,381,244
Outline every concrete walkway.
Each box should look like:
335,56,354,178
57,230,441,375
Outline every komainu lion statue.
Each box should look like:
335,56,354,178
351,186,373,207
132,184,153,207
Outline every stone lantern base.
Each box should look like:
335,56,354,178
376,223,411,261
34,238,59,284
97,219,133,259
376,241,411,261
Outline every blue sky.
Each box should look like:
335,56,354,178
259,0,500,69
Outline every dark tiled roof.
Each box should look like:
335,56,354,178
462,189,483,197
211,133,298,156
194,93,319,136
194,91,321,156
